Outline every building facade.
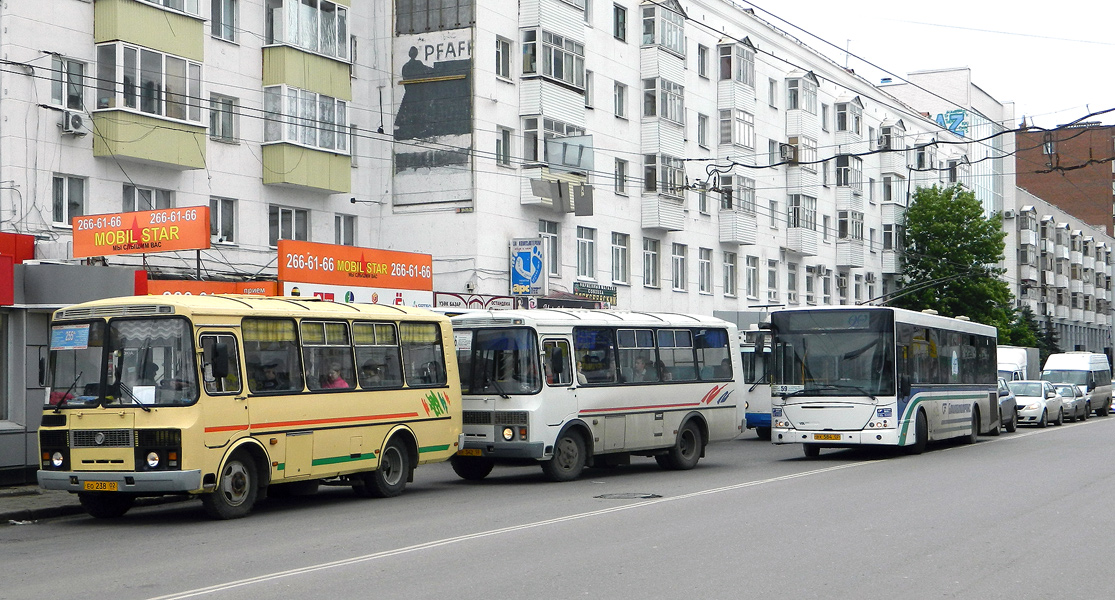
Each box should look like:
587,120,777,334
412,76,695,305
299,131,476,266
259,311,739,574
1016,124,1115,236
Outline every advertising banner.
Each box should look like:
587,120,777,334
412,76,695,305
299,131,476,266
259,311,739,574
277,240,433,291
146,280,278,296
72,207,210,258
282,282,433,308
434,292,514,310
510,238,546,296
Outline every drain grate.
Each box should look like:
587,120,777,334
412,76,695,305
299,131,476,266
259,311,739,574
594,493,662,500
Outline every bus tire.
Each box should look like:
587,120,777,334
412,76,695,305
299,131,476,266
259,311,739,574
802,444,821,458
658,421,703,470
541,430,586,482
450,455,495,481
904,410,928,455
78,493,135,519
965,406,979,444
756,427,772,441
358,438,410,498
202,451,259,520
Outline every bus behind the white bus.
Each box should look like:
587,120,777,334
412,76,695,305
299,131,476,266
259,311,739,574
768,306,999,457
449,310,743,481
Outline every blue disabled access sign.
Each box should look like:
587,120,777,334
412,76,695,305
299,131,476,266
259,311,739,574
510,238,546,296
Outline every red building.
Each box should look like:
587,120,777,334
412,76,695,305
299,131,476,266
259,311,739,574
1016,123,1115,235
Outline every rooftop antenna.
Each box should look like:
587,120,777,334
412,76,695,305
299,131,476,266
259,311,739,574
845,39,851,68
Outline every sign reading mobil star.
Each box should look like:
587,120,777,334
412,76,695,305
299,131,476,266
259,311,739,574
72,207,210,258
509,238,546,296
277,240,434,307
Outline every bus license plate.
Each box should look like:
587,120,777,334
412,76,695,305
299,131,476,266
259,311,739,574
813,433,841,441
456,449,482,457
83,481,118,492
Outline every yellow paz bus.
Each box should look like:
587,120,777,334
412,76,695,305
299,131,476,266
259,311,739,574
37,294,462,519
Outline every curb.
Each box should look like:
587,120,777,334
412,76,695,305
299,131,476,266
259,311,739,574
3,495,193,524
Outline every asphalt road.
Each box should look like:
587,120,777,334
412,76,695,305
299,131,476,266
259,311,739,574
3,417,1113,600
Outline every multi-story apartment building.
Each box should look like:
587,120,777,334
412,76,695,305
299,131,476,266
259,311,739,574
1016,123,1115,236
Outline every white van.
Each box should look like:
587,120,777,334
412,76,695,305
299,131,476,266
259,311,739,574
1041,352,1113,417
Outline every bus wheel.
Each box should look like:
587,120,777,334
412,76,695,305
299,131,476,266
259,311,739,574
904,410,928,455
450,455,495,481
541,431,586,482
358,439,410,498
658,421,703,470
756,427,772,441
202,451,259,520
802,444,820,458
964,406,979,444
78,493,135,519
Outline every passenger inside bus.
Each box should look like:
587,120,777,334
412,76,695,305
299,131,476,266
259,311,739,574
320,362,350,389
258,362,290,391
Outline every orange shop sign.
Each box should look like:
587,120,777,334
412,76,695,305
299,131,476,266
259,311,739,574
278,240,432,291
146,280,278,296
72,207,210,258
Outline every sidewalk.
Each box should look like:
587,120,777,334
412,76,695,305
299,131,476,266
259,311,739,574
1,484,189,523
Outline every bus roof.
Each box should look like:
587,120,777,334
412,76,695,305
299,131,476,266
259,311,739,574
770,305,997,337
52,294,443,322
450,308,733,329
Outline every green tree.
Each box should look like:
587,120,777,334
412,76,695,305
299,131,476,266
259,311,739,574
1036,315,1063,365
1005,306,1041,347
892,185,1013,333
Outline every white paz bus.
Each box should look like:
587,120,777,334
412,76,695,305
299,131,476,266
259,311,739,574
450,310,744,481
768,306,999,457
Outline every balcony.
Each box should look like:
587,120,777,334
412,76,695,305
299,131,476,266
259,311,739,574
92,112,205,170
882,250,902,274
1072,308,1084,321
1084,255,1096,271
719,209,757,245
1070,279,1084,294
642,194,685,231
784,228,819,256
94,0,203,61
1056,304,1069,319
1019,229,1038,246
1055,273,1069,289
263,46,352,100
1019,264,1039,283
262,144,351,193
836,238,865,268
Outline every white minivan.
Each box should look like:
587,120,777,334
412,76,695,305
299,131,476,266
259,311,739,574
1041,352,1113,417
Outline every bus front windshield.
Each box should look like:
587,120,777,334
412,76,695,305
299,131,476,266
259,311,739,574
456,328,541,395
771,310,896,398
48,318,198,408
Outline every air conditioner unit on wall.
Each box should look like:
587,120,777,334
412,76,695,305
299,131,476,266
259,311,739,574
780,143,798,163
1003,209,1016,219
61,111,87,136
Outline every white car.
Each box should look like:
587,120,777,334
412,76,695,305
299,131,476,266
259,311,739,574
1052,383,1088,422
1008,380,1065,428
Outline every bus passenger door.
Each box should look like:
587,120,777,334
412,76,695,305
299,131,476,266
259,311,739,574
543,339,578,426
199,332,249,449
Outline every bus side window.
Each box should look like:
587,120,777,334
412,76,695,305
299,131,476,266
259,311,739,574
544,340,572,386
201,334,241,395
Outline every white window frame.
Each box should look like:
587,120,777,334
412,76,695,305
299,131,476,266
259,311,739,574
611,232,630,284
335,213,355,246
496,127,513,166
522,29,586,89
264,0,350,62
211,0,238,42
787,262,798,304
51,56,85,110
94,42,203,122
644,154,684,198
697,44,709,78
613,4,627,42
836,155,863,192
614,82,627,118
269,205,308,246
641,5,684,56
141,0,200,15
698,247,713,294
496,36,512,79
210,196,236,244
123,184,173,213
264,85,349,153
787,195,817,230
577,226,596,279
723,251,738,297
615,159,628,195
697,113,708,148
671,243,688,291
209,93,238,142
643,77,684,124
643,238,660,288
767,260,779,302
52,175,85,226
540,220,560,276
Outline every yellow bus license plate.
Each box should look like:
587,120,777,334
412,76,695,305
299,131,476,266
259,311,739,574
813,434,841,441
83,481,118,492
456,449,482,457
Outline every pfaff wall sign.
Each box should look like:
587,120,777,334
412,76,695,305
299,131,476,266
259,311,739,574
72,207,210,258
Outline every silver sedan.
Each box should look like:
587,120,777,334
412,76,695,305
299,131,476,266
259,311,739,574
1053,383,1088,422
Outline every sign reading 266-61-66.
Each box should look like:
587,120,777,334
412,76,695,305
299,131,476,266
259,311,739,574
72,207,210,258
510,238,546,297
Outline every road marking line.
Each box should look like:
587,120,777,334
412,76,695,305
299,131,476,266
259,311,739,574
147,461,879,600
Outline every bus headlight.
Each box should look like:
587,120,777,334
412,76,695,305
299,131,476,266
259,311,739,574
51,452,64,467
146,452,160,468
502,427,514,441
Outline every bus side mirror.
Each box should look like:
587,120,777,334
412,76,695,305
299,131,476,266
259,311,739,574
550,353,564,375
38,356,47,387
211,343,230,379
898,374,911,398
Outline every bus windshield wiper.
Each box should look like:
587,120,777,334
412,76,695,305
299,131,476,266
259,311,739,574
53,370,83,413
483,373,510,399
115,380,152,412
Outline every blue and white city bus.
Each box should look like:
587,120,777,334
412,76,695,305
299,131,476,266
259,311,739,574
768,306,999,457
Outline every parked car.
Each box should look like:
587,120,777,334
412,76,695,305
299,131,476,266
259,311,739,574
1008,380,1065,428
997,378,1018,432
1052,383,1088,422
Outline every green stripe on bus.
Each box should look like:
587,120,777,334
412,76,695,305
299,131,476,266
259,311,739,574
312,453,377,467
898,392,988,444
418,444,450,453
277,463,284,471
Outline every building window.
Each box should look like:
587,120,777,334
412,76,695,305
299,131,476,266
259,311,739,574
644,154,684,197
696,183,708,214
697,113,708,147
51,56,85,110
212,0,238,42
769,199,779,227
823,270,833,304
821,104,829,131
719,109,755,148
745,255,759,299
265,0,349,61
786,78,817,113
209,94,238,142
577,226,596,279
264,85,348,153
868,177,876,202
787,195,817,229
123,185,172,212
671,243,687,291
698,248,713,294
838,210,864,240
768,78,777,107
787,263,798,303
643,238,660,288
613,4,627,41
210,196,235,243
869,228,877,253
739,177,756,213
723,251,738,297
615,159,628,195
611,232,629,284
697,44,709,78
95,43,203,122
522,29,586,89
614,82,627,118
269,205,308,246
335,214,355,246
539,220,560,276
804,267,815,304
643,77,684,124
522,117,584,163
836,155,863,191
823,215,832,242
141,0,201,15
585,70,594,107
835,101,862,135
52,175,85,225
496,127,512,166
642,4,684,56
496,36,512,79
719,44,754,86
768,139,780,166
718,175,734,210
788,135,818,168
767,260,779,302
